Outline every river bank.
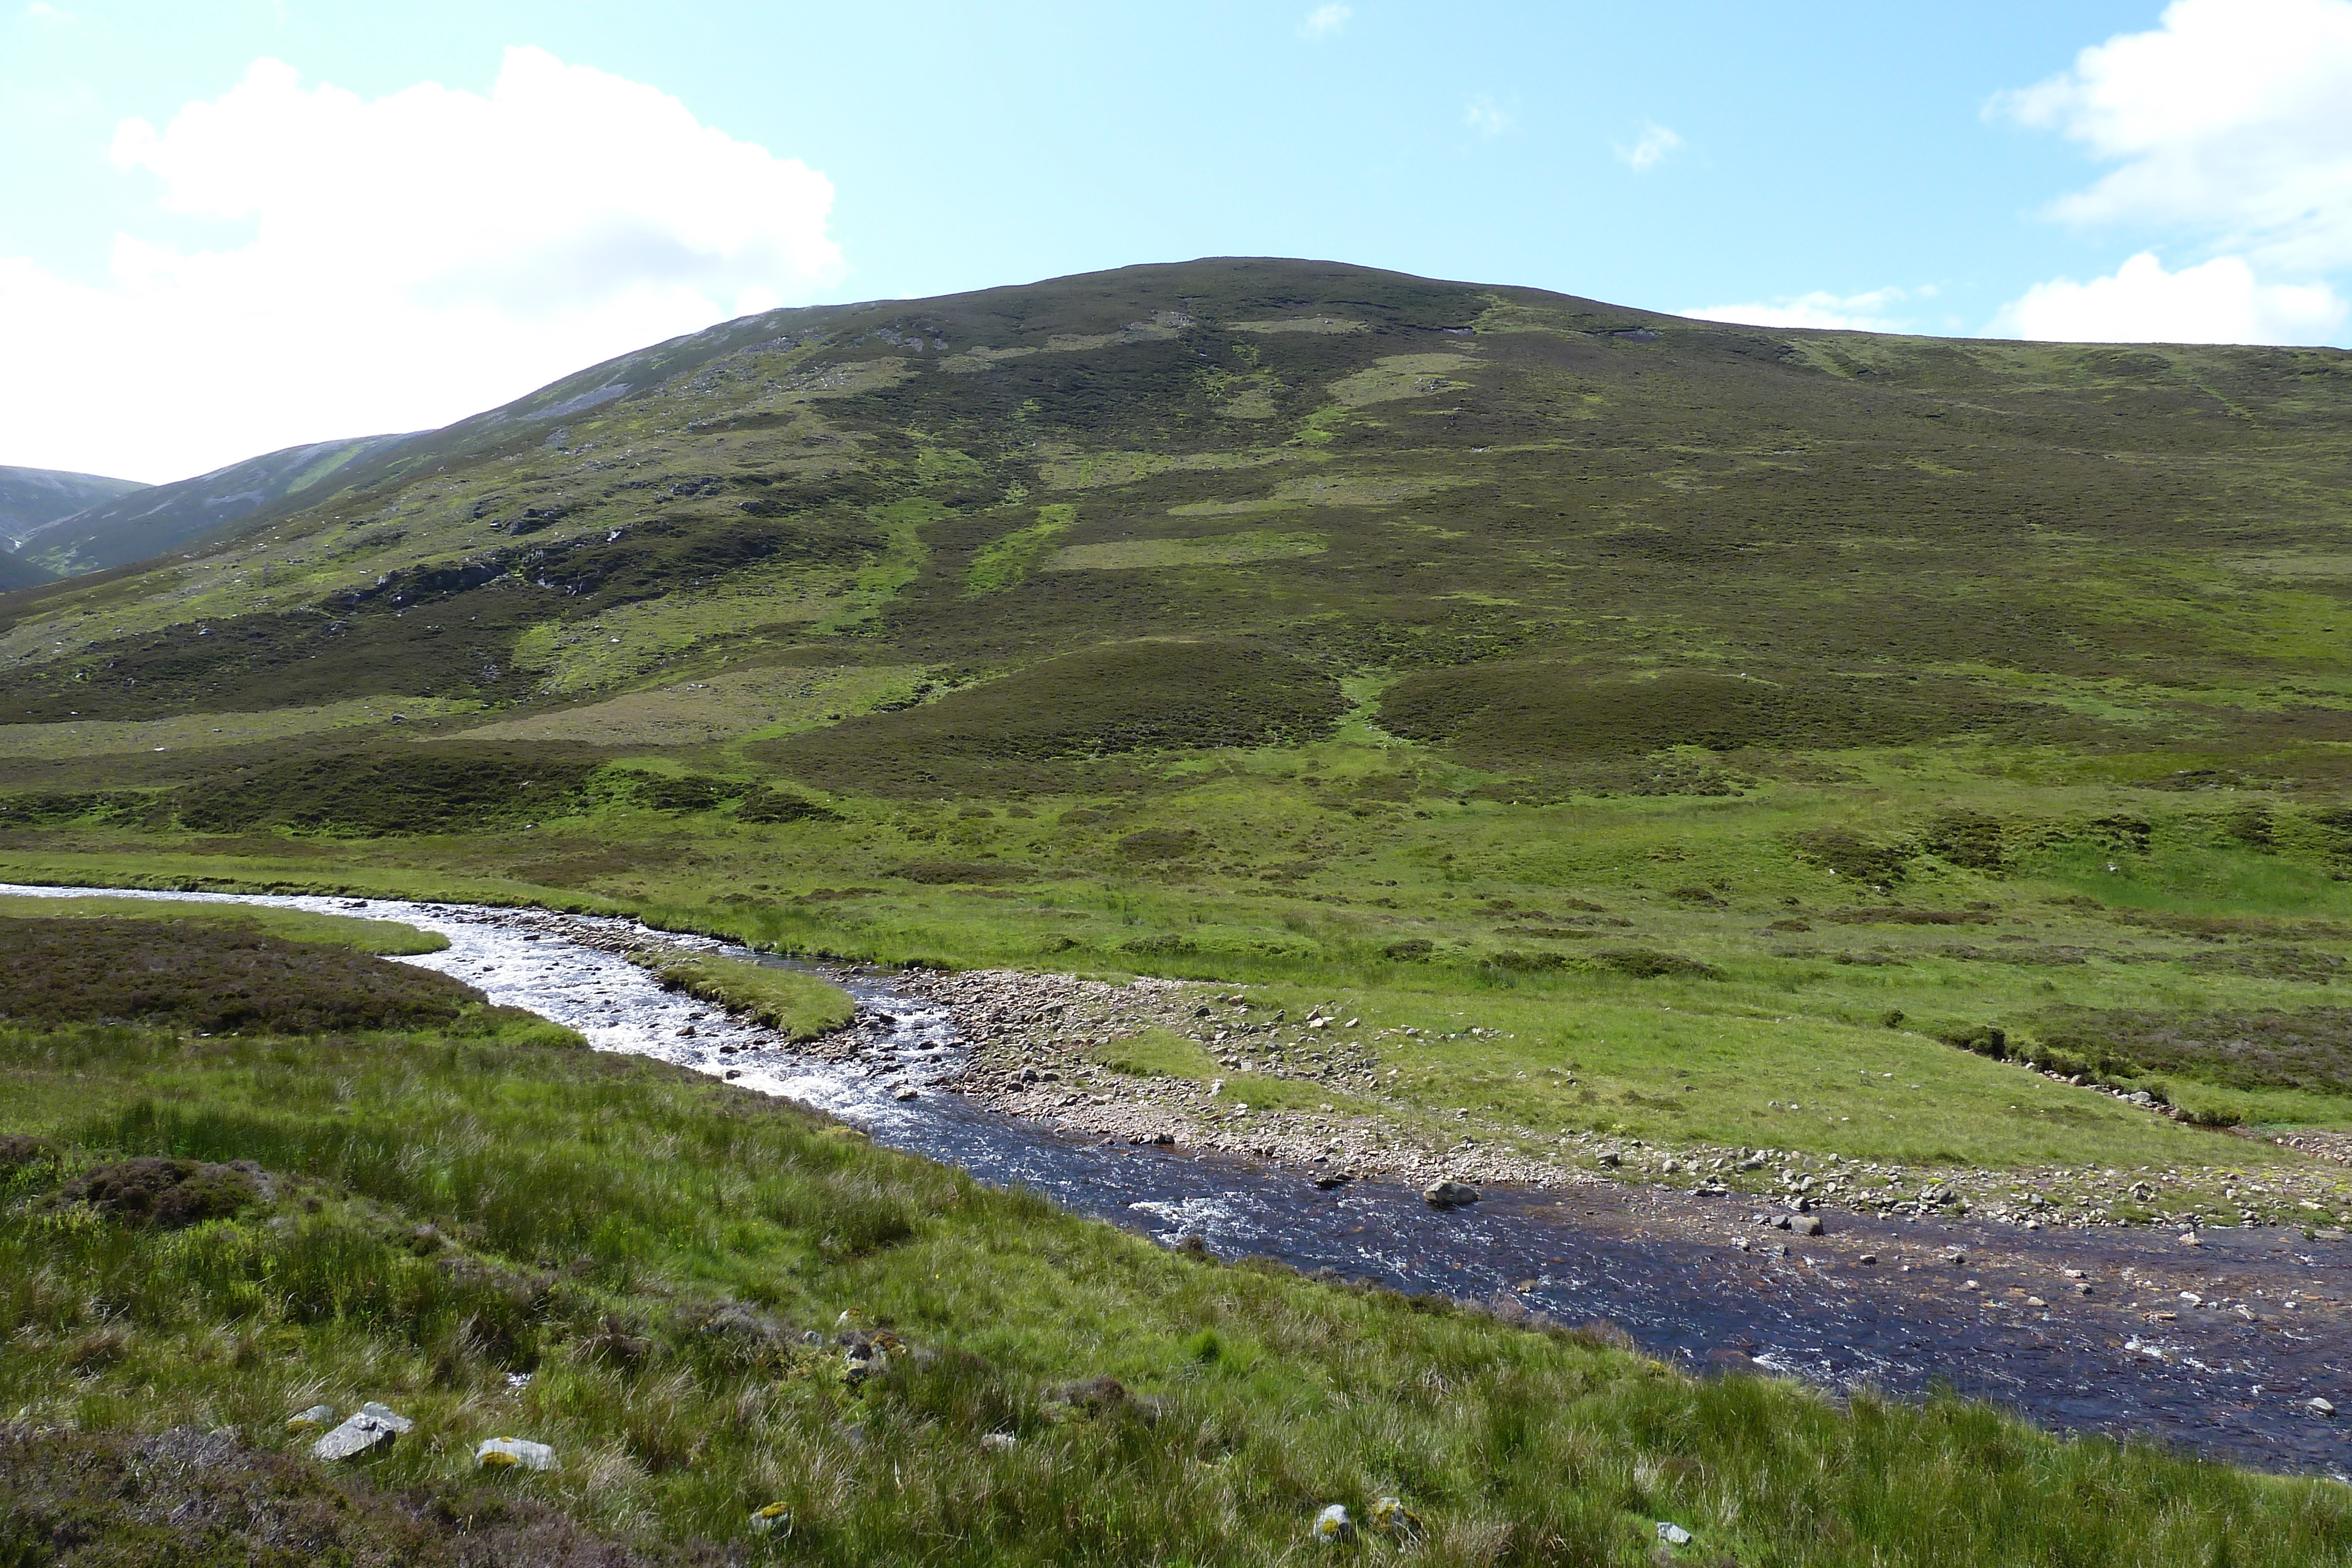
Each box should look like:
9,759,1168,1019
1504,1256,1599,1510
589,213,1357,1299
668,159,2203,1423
885,963,2352,1239
5,884,2348,1474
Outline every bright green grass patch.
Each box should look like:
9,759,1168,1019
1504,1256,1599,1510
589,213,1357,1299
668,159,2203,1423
964,503,1075,595
1088,1026,1218,1078
0,893,446,955
636,951,856,1042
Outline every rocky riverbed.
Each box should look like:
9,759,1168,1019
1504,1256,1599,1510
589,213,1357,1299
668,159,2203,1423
886,964,2352,1238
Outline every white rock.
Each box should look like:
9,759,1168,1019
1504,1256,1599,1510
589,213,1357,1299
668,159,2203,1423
1314,1504,1354,1543
313,1402,413,1461
476,1436,559,1470
285,1404,336,1433
1658,1521,1693,1545
749,1502,793,1534
1424,1179,1481,1208
981,1431,1018,1452
2311,1398,2337,1417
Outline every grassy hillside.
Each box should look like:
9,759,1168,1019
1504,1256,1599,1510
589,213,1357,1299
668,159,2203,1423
4,910,2347,1566
6,257,2352,1197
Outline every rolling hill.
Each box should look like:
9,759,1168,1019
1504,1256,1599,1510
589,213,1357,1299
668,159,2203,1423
0,464,145,548
11,432,413,578
6,256,2352,1180
0,463,148,589
0,551,54,594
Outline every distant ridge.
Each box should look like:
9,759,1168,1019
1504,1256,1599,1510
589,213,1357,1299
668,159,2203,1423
0,464,146,549
17,433,415,577
0,550,54,593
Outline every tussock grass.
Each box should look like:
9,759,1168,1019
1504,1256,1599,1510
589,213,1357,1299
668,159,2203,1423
636,950,856,1042
4,961,2349,1563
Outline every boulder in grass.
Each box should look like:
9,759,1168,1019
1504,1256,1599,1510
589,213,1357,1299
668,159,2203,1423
1314,1505,1354,1544
1369,1496,1422,1540
313,1402,412,1462
476,1436,559,1471
1422,1180,1481,1209
284,1405,336,1435
748,1502,793,1535
1658,1520,1693,1546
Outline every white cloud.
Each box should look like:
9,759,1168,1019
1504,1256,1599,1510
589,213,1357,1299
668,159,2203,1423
1612,121,1681,172
0,47,843,482
1989,251,2346,344
1299,4,1350,39
1464,93,1511,137
1989,0,2352,275
22,2,70,22
1684,286,1920,333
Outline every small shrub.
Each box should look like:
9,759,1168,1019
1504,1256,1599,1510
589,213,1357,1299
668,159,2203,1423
1588,949,1722,979
1121,933,1197,957
60,1158,268,1227
1119,828,1201,860
1383,938,1435,961
1940,1024,2009,1059
737,788,843,824
888,861,1037,884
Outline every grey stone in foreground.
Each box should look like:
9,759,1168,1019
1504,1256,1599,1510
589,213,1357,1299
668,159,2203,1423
312,1402,412,1461
476,1436,559,1470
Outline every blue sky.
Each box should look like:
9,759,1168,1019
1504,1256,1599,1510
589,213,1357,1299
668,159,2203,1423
5,1,2350,482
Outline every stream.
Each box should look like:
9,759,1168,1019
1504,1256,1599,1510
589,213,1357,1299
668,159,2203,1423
6,883,2347,1477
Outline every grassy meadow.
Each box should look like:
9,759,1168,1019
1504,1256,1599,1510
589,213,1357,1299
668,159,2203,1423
4,909,2350,1565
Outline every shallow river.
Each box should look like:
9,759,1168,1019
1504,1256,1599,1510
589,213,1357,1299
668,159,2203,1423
8,884,2348,1477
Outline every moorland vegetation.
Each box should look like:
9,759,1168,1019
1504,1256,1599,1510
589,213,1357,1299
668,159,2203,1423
1,260,2350,1205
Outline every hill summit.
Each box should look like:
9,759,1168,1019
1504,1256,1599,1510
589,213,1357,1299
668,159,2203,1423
4,255,2346,783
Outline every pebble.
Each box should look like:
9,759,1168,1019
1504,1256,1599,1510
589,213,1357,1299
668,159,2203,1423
2312,1398,2338,1417
1658,1522,1693,1546
749,1502,793,1534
